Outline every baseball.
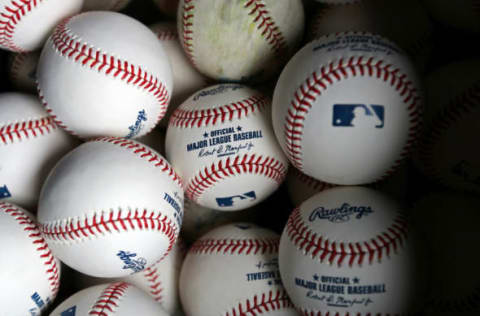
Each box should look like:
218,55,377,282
272,32,423,185
50,282,169,316
153,0,180,18
0,202,61,316
180,223,297,316
0,0,83,52
82,0,131,12
307,0,433,71
415,59,480,194
412,193,480,315
166,84,288,211
36,11,173,139
37,137,184,278
150,22,208,129
279,186,427,314
8,51,40,93
0,92,78,209
422,0,480,32
177,0,305,82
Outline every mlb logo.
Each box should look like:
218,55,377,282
0,185,11,199
216,191,256,207
61,306,76,316
332,104,385,129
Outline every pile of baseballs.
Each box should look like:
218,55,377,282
0,0,478,315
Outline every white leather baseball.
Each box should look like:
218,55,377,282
149,22,208,129
423,0,480,32
50,282,170,316
412,193,480,314
307,0,433,71
8,51,40,93
166,84,288,211
272,32,423,185
0,93,78,209
37,137,184,278
36,11,173,139
0,202,61,316
279,186,427,314
415,60,480,194
177,0,305,82
0,0,83,52
82,0,131,11
180,223,297,316
71,240,186,315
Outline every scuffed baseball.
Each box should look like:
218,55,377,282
180,223,297,316
272,32,423,185
82,0,131,11
177,0,305,82
8,51,40,93
0,93,79,210
50,282,169,316
37,11,173,139
415,59,480,194
0,0,83,52
279,186,427,313
412,193,480,314
0,202,61,315
166,84,288,211
307,0,433,71
149,22,208,129
37,137,183,278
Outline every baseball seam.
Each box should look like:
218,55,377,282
0,202,61,297
189,237,279,255
0,116,57,144
284,56,421,180
0,0,42,52
286,207,409,266
418,83,480,189
89,282,129,315
143,266,165,303
181,0,195,66
151,24,178,41
9,52,27,83
186,153,287,203
290,167,335,192
225,290,294,316
169,94,269,128
37,16,170,138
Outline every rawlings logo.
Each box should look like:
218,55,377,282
309,203,373,223
116,250,147,274
193,84,244,101
126,109,147,139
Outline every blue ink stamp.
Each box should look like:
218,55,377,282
309,203,373,223
116,250,147,274
0,185,11,199
332,104,384,128
126,109,147,139
31,292,45,309
216,191,256,207
61,306,76,316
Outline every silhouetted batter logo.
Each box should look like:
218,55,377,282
333,104,385,129
216,191,256,207
0,185,11,199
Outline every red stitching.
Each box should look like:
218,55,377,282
143,266,164,302
284,56,422,180
0,0,42,52
225,290,294,316
89,282,130,316
189,236,279,255
290,167,335,192
9,52,27,83
186,153,287,202
150,23,178,42
37,15,171,138
286,207,409,267
93,136,183,188
0,116,57,144
418,83,480,188
180,0,195,66
301,310,402,316
244,0,287,55
0,202,60,297
169,94,268,128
